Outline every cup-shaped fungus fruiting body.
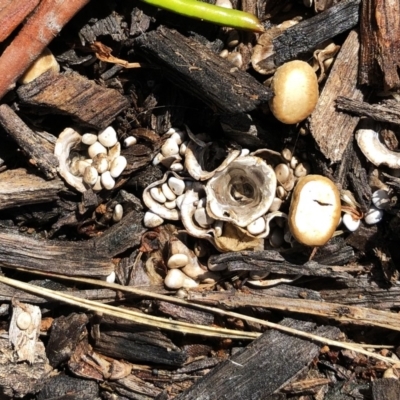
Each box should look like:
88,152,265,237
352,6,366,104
269,60,319,124
289,175,341,247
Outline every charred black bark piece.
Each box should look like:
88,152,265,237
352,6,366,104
134,26,272,114
273,0,361,66
174,319,340,400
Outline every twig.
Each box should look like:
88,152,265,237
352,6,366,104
0,0,90,99
2,268,399,366
0,275,258,341
0,0,40,42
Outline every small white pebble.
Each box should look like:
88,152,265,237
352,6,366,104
101,171,115,190
108,142,121,162
16,312,31,330
194,207,215,228
240,148,250,157
152,153,165,166
82,166,98,186
162,183,176,201
165,127,177,135
164,200,177,209
164,269,198,289
170,132,184,145
170,163,184,172
372,189,390,210
110,155,127,178
81,133,98,145
76,159,92,176
167,254,189,268
179,141,188,157
92,177,102,191
364,206,384,225
161,138,179,157
342,213,361,232
144,211,164,228
105,271,116,283
123,136,137,148
269,197,283,212
168,176,185,196
214,220,224,237
88,141,107,159
150,187,167,203
92,153,109,174
113,204,123,222
98,126,118,147
247,217,266,236
176,194,185,209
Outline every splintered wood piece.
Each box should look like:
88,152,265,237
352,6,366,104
188,290,400,331
93,209,146,258
0,104,58,179
208,249,356,279
94,323,187,366
0,168,65,210
0,0,40,42
309,30,364,162
9,302,41,363
0,337,52,398
157,301,215,325
0,229,114,277
174,319,340,400
17,70,130,130
46,313,89,368
134,26,272,114
336,97,400,126
0,283,119,304
359,0,400,90
273,0,360,66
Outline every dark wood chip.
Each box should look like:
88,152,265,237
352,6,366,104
17,70,130,130
134,26,272,114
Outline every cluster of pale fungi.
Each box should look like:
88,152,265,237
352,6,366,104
54,126,137,226
142,60,392,289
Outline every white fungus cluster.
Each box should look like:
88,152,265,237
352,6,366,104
142,127,310,251
55,126,129,192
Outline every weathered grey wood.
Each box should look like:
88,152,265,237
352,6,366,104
0,337,52,398
320,277,400,310
37,374,100,400
208,249,357,280
372,378,400,400
187,290,400,331
93,209,146,257
17,70,129,130
134,26,272,114
309,30,364,162
174,319,340,400
46,313,89,368
0,168,65,210
156,301,215,325
336,97,400,126
0,105,58,179
0,228,114,277
94,325,187,367
273,0,360,66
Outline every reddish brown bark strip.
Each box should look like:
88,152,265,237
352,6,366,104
359,0,400,90
0,0,90,99
0,0,40,42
